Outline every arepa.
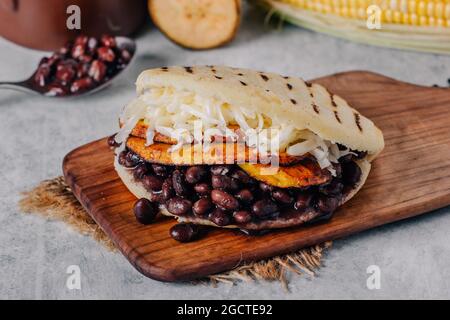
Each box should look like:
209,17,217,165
112,66,384,232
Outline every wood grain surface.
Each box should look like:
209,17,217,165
63,71,450,282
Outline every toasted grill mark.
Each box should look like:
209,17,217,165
354,113,362,131
290,99,297,105
283,76,289,79
237,73,243,76
305,82,312,88
240,81,247,86
331,95,337,107
287,83,293,90
260,74,269,81
334,110,341,123
312,104,320,114
215,75,223,80
184,66,193,74
161,66,169,71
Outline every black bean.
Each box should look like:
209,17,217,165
55,63,75,84
121,49,132,62
107,134,119,147
166,197,192,216
332,163,342,178
34,65,52,87
125,152,140,167
211,190,239,211
294,193,313,210
74,35,89,47
133,163,148,180
97,46,115,62
161,178,174,201
194,183,211,196
152,164,169,177
259,182,274,193
147,190,164,203
233,210,252,224
45,84,69,97
320,180,344,196
170,223,198,243
317,196,339,213
210,165,230,175
192,198,213,216
355,151,368,159
251,199,279,218
339,154,353,163
88,60,107,82
231,169,255,184
342,161,362,186
71,44,85,59
70,77,93,93
172,170,190,196
211,175,239,191
133,198,158,224
100,34,116,47
185,166,208,184
235,189,254,204
271,189,294,204
118,151,128,167
209,208,231,226
142,175,163,191
87,37,98,52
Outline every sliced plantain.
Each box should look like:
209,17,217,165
239,161,331,189
126,136,307,166
148,0,241,50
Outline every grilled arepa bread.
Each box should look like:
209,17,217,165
113,66,384,230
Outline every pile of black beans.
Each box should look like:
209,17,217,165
117,145,363,242
33,34,132,96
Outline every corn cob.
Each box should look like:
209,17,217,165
280,0,450,26
251,0,450,54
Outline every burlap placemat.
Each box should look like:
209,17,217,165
19,177,332,288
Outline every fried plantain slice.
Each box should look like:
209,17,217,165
126,136,306,166
239,160,331,189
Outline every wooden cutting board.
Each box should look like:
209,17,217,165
63,71,450,282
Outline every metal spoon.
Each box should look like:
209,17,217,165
0,36,136,97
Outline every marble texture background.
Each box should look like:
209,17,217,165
1,6,450,299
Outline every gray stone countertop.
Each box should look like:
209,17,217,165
1,7,450,299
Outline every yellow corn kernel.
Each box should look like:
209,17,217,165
276,0,449,27
390,0,399,11
410,12,419,24
408,0,417,14
384,9,394,22
418,1,427,16
393,10,402,23
419,15,428,25
402,12,410,23
427,2,435,17
428,16,436,25
436,3,444,19
400,0,408,13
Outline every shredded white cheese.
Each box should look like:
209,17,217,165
118,87,357,175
